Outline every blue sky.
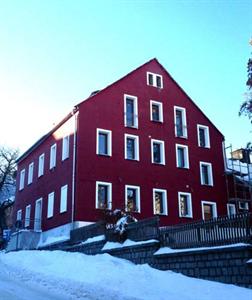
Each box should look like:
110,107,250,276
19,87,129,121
0,0,251,152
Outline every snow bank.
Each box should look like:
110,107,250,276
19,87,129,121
102,239,159,250
1,250,251,300
155,243,251,255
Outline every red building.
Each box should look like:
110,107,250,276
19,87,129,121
14,58,228,238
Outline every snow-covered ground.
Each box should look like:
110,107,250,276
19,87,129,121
0,250,251,300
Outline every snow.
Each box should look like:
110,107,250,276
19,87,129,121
102,239,159,250
81,234,105,245
155,243,251,255
0,250,251,300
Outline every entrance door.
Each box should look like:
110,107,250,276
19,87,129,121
34,198,42,231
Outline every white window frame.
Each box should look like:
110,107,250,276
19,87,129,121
151,139,165,165
124,94,138,128
50,143,57,169
175,144,189,169
238,201,249,210
153,188,168,215
38,153,45,177
47,191,55,218
25,205,31,227
19,169,25,190
178,192,193,218
174,106,187,138
95,181,112,210
125,185,141,213
150,100,163,122
96,128,112,156
60,184,68,213
197,124,210,148
34,198,42,231
227,203,236,216
201,201,217,220
62,135,70,161
124,134,140,161
16,209,22,221
200,161,213,186
27,162,34,185
146,72,163,88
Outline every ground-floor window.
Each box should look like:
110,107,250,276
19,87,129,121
125,185,140,213
201,201,217,220
178,192,192,218
153,189,168,215
96,181,112,210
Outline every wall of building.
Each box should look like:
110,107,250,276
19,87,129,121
75,59,227,226
14,115,76,231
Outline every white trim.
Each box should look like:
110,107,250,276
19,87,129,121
25,205,31,227
125,185,141,213
124,134,140,161
47,191,55,218
174,106,187,138
146,72,163,88
50,143,57,169
95,181,112,210
27,162,34,185
201,201,217,220
16,209,22,221
151,139,165,165
124,94,138,128
38,153,45,177
197,124,210,148
60,184,68,213
175,144,189,169
238,201,249,210
153,188,168,215
178,192,193,218
96,128,112,156
34,198,42,231
62,135,70,161
227,203,236,216
200,161,213,186
150,100,164,122
19,169,25,190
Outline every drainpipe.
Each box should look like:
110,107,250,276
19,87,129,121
71,107,79,230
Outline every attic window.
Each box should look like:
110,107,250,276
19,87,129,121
147,72,163,88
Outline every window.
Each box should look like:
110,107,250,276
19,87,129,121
176,144,189,168
62,135,70,161
25,205,31,227
60,184,68,213
151,139,165,165
153,189,168,215
238,202,249,210
96,181,112,210
27,162,34,185
38,153,45,177
96,129,112,156
125,185,140,213
201,201,217,220
178,192,192,218
124,94,138,128
125,134,139,161
50,143,57,169
197,125,210,148
47,192,54,218
19,169,25,190
227,203,236,216
174,106,187,138
150,100,163,122
16,209,22,221
147,72,163,88
200,162,213,186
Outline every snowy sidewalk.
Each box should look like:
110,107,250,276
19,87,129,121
0,250,252,300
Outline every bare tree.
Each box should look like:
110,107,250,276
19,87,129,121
0,147,19,202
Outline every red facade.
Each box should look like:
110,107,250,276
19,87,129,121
14,59,228,233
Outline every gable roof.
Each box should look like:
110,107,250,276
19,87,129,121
17,58,224,164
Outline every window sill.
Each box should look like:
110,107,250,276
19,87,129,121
152,162,166,166
97,154,112,157
151,120,163,123
177,166,189,169
125,158,139,162
175,135,188,139
179,215,193,218
201,184,214,187
124,125,138,130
